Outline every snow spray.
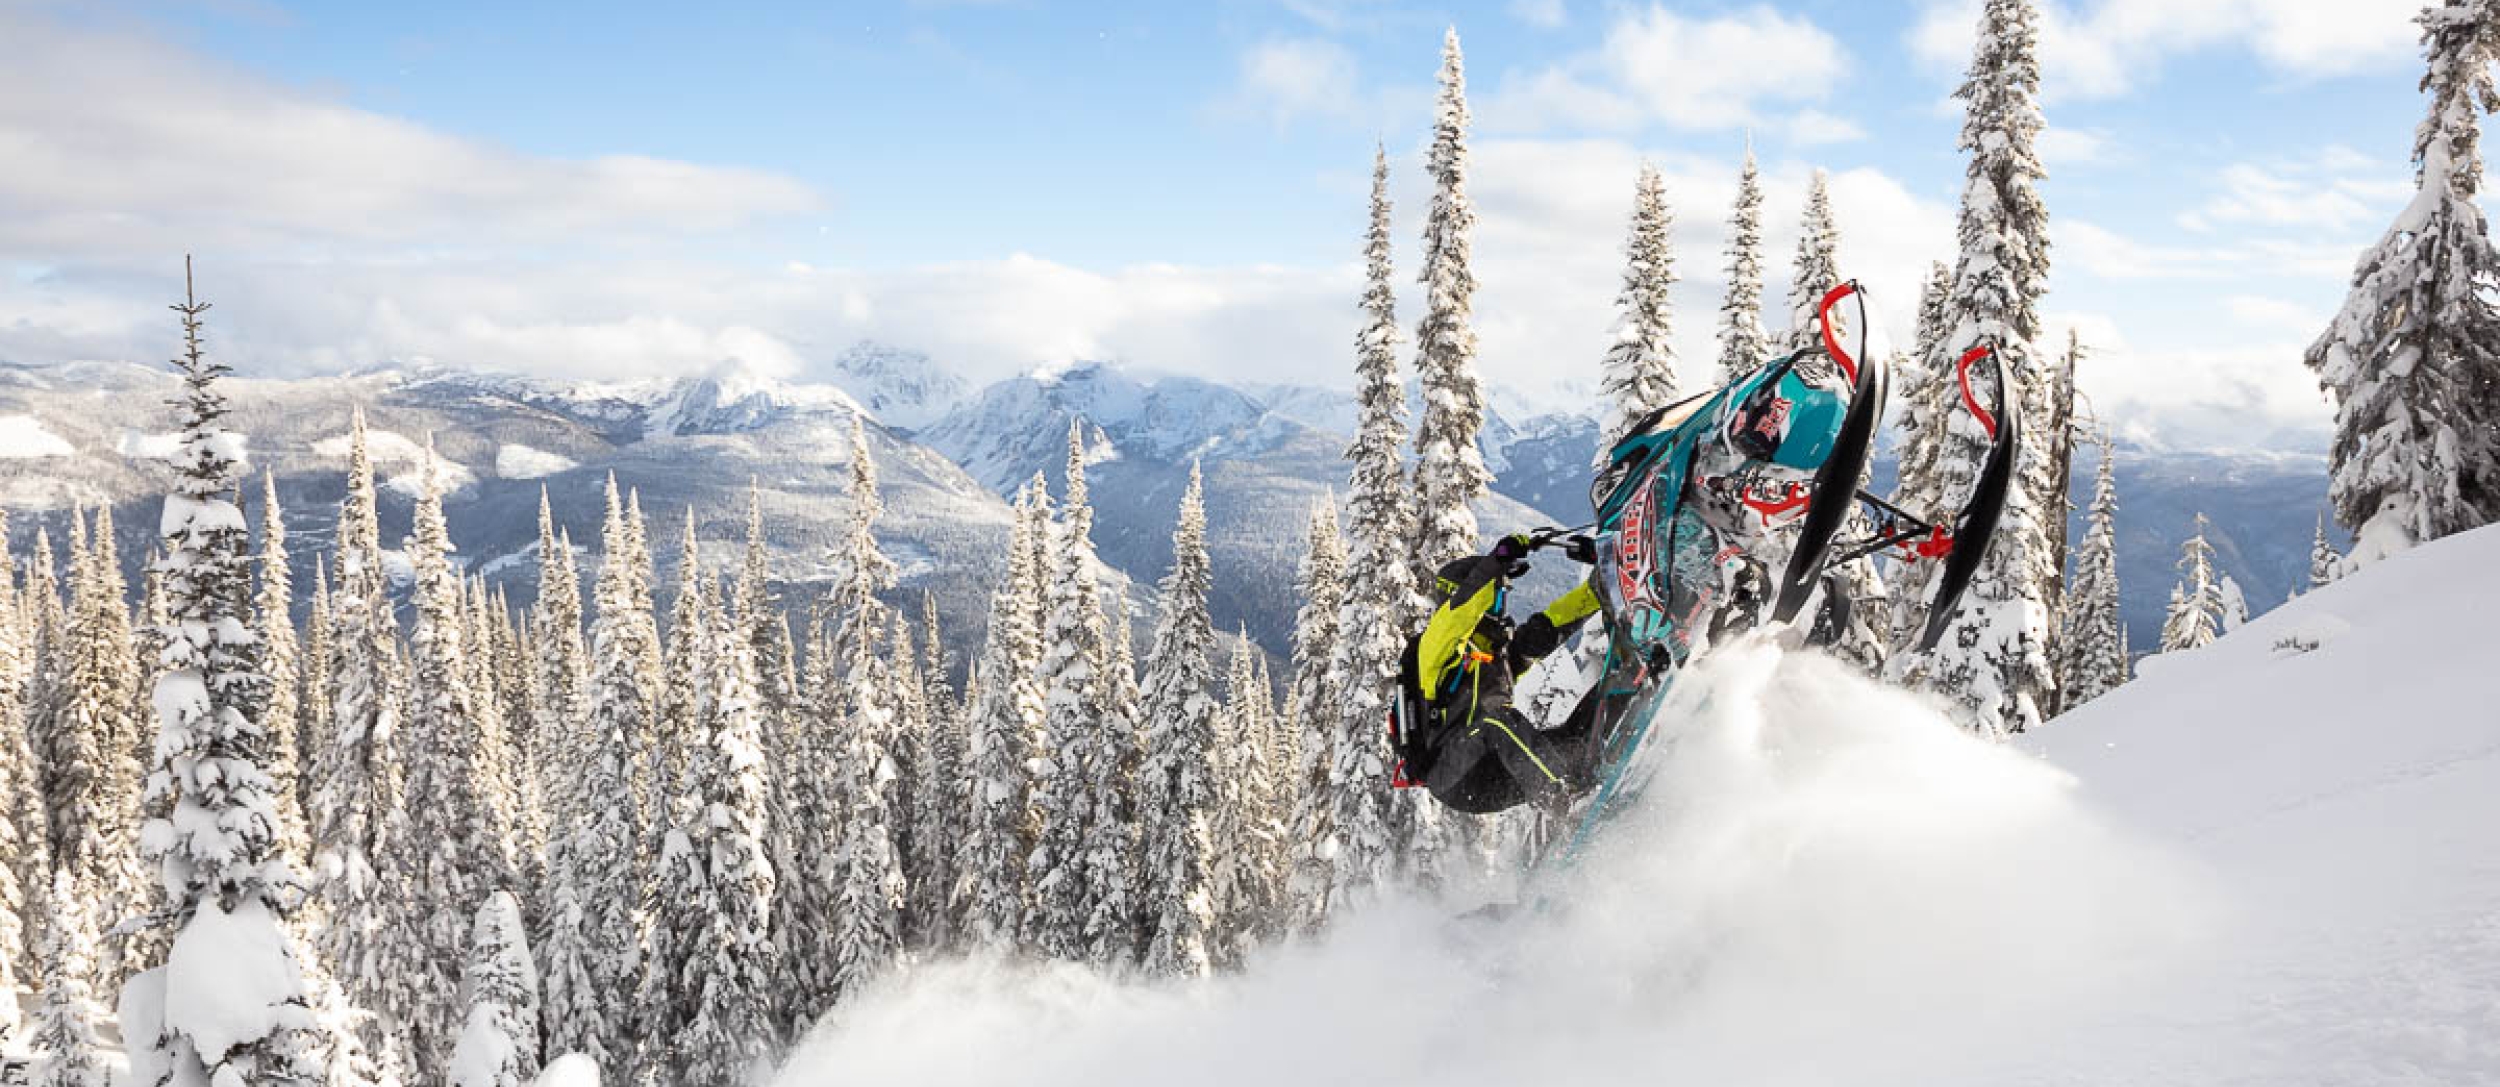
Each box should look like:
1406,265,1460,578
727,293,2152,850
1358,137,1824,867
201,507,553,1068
777,640,2217,1087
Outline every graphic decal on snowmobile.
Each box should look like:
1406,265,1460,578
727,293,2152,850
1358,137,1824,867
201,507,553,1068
1523,281,2022,865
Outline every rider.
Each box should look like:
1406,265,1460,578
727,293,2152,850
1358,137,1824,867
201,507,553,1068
1404,533,1606,815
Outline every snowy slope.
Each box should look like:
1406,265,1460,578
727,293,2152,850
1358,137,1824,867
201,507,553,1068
781,525,2500,1086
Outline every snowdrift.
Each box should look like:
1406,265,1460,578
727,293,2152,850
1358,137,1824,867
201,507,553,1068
780,525,2500,1086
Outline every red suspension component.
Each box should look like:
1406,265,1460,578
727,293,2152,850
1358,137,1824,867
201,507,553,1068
1956,345,2000,439
1739,480,1811,526
1818,282,1863,384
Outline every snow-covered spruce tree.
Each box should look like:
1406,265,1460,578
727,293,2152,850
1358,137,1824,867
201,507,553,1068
1283,498,1346,933
1026,421,1114,959
461,577,522,872
1136,465,1220,978
2305,1,2500,559
43,506,138,905
1211,633,1283,963
531,492,588,811
530,505,607,1068
2044,330,2082,599
827,605,906,1008
733,487,801,845
1250,655,1292,922
1331,145,1426,908
0,516,48,992
1411,26,1489,581
308,407,412,1078
0,704,27,1044
22,523,62,793
1786,169,1841,350
951,484,1048,949
2159,514,2227,653
253,471,310,865
883,611,935,947
123,264,327,1087
387,438,516,1072
762,619,836,1032
1596,162,1680,459
655,509,709,845
1718,145,1774,375
2217,572,2250,633
299,556,332,825
1892,0,2058,735
908,591,960,948
616,490,666,892
545,478,656,1072
622,579,710,1087
1076,588,1144,968
29,874,104,1087
2309,514,2345,590
628,538,714,1086
485,585,541,900
2055,436,2127,712
821,416,899,668
668,598,780,1087
448,891,539,1087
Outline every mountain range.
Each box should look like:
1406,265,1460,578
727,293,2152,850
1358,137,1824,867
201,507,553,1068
0,343,2337,666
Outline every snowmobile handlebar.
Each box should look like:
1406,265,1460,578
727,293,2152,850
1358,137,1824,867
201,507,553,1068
1512,525,1598,565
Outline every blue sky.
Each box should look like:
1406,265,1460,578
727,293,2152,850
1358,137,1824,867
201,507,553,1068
0,0,2435,450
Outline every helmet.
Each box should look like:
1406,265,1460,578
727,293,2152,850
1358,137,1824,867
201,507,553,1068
1728,364,1845,472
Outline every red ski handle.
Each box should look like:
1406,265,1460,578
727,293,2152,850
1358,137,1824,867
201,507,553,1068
1956,344,2000,439
1818,281,1865,385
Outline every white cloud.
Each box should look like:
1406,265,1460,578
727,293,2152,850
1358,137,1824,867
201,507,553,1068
2223,295,2324,331
2057,220,2239,280
1224,38,1367,128
2176,154,2411,233
0,11,820,261
2050,310,2328,450
1910,0,2416,100
1484,5,1850,133
1786,109,1868,147
2036,127,2113,168
1509,0,1568,30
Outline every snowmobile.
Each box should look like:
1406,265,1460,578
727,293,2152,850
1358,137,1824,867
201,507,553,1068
1503,282,2021,860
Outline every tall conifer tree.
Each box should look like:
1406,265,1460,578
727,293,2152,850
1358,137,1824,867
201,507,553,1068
2057,436,2127,710
1893,0,2058,735
1137,466,1219,978
1027,422,1114,958
2306,0,2500,558
123,261,327,1087
1597,163,1680,456
1717,146,1773,375
952,487,1047,948
1411,27,1489,577
310,408,411,1080
255,470,310,862
1331,146,1422,907
1283,499,1346,932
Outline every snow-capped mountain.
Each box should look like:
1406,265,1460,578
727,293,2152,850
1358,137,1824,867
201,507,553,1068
818,342,968,434
921,361,1573,650
0,361,1021,660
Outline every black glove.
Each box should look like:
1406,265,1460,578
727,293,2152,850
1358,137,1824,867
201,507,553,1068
1489,532,1535,578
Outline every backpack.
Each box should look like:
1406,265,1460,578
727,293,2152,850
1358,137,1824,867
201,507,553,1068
1387,634,1435,788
